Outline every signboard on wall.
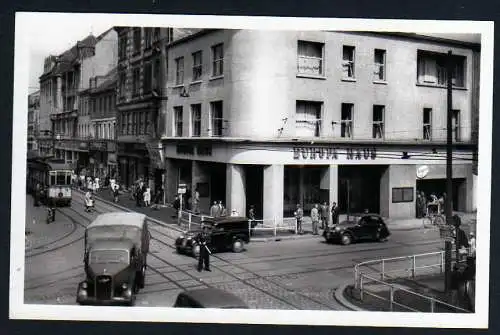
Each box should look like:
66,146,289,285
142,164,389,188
293,146,377,161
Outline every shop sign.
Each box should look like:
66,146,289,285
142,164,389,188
293,146,377,160
89,141,106,151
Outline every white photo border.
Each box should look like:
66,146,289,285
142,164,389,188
10,12,494,329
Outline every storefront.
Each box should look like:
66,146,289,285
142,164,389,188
162,140,475,220
88,140,117,179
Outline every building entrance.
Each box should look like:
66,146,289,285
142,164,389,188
416,178,465,211
245,165,263,218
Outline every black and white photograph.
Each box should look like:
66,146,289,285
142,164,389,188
10,12,493,328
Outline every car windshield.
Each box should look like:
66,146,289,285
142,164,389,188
87,226,141,243
89,249,129,264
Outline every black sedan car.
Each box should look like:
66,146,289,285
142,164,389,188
323,213,390,245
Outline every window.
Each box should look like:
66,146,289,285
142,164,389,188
174,107,183,137
153,28,160,41
132,67,140,96
144,28,153,49
295,101,322,137
127,112,132,135
119,35,127,60
341,103,353,138
210,101,223,136
392,187,414,203
143,62,152,94
121,113,126,135
374,49,386,81
153,58,160,90
175,57,184,85
191,104,201,137
423,108,432,140
342,46,355,79
297,41,324,76
417,51,466,87
372,105,385,139
145,111,152,135
452,109,461,141
139,112,145,134
133,28,141,54
192,51,203,81
211,44,224,77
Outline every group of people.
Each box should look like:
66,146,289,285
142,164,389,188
132,179,165,210
416,191,448,218
295,202,340,235
77,175,101,193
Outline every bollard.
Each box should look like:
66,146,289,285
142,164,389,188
359,275,364,301
381,260,385,280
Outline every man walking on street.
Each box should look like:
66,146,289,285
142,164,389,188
210,201,219,217
192,189,200,214
320,201,328,229
331,202,339,227
295,204,303,234
311,204,320,235
196,226,211,272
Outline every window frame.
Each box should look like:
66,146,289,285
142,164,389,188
423,108,432,140
133,28,141,54
374,49,386,81
175,57,184,85
295,100,323,138
191,104,202,137
210,101,223,137
297,40,325,77
417,51,466,88
452,109,461,141
192,51,203,81
132,67,140,96
340,103,354,138
392,187,414,203
372,105,385,139
144,28,153,50
174,106,183,137
211,44,224,77
342,45,356,79
143,62,152,94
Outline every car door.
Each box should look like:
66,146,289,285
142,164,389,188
209,224,225,251
357,216,375,239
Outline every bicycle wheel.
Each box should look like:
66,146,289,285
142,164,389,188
422,217,433,228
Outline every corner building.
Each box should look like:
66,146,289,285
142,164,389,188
162,30,479,221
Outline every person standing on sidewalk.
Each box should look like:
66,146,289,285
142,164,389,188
113,184,120,203
294,204,303,234
331,202,339,227
210,201,219,217
192,189,200,214
144,187,151,207
311,204,320,235
320,202,328,229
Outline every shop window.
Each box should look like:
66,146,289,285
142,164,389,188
452,109,461,141
210,101,223,136
423,108,432,140
341,103,353,138
133,28,141,54
374,49,386,81
342,45,355,79
191,104,201,137
392,187,414,203
211,43,224,77
297,40,324,76
174,106,183,137
175,57,184,85
296,101,322,137
372,105,385,139
417,50,466,87
192,51,203,81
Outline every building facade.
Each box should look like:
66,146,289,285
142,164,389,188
88,68,118,178
27,90,40,152
161,30,479,220
38,29,117,172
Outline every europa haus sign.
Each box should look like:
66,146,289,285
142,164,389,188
293,146,377,160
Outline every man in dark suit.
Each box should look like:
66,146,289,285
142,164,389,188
196,226,211,272
331,202,339,226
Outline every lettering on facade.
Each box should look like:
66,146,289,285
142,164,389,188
197,145,212,156
293,146,376,160
176,144,194,155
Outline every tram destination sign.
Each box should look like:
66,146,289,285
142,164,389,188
293,146,377,160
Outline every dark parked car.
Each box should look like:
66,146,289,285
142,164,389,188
175,216,250,257
173,288,249,309
76,212,150,306
323,213,390,245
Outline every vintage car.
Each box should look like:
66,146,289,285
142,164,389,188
323,213,391,245
77,212,150,305
175,216,250,257
173,287,249,309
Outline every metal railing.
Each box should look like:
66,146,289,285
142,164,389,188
358,273,470,313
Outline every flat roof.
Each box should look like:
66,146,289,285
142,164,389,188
87,212,147,229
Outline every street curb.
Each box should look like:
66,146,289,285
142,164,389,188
334,282,367,312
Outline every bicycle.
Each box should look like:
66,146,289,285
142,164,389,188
422,212,446,228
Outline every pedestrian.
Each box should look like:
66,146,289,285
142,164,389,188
416,193,422,218
144,187,151,207
135,183,142,207
84,191,93,212
320,201,328,229
192,189,200,214
153,186,164,210
210,201,219,217
94,177,100,193
294,204,303,234
218,201,226,216
173,195,181,221
311,204,320,235
453,215,470,262
248,205,256,226
196,226,211,272
113,184,120,203
331,202,339,227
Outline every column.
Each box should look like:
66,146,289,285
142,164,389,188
226,164,246,216
164,158,178,204
263,164,284,223
328,164,339,206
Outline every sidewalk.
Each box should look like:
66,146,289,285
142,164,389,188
25,196,76,252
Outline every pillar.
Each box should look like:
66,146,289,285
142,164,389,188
263,164,284,223
328,165,339,206
165,158,178,204
226,164,246,216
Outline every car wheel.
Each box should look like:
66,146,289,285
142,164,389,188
341,233,352,245
232,239,244,253
192,244,200,258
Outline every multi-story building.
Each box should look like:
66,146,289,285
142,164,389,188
161,30,480,220
87,68,118,178
27,90,40,152
38,29,117,172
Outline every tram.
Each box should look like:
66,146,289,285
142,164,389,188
27,155,73,206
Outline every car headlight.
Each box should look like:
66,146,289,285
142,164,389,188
121,283,128,290
123,288,132,298
179,235,184,239
78,288,88,297
81,281,88,289
334,226,341,232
